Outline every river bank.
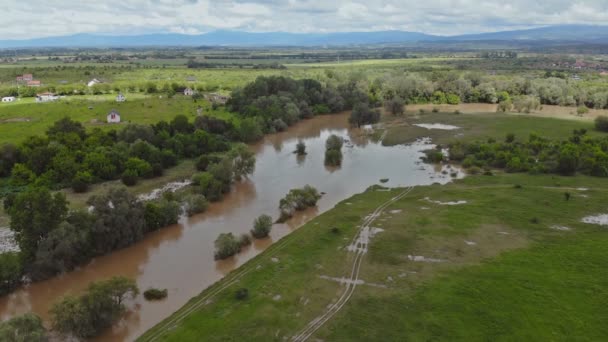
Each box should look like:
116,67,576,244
140,172,608,341
0,112,461,340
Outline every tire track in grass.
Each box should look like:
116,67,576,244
292,187,414,342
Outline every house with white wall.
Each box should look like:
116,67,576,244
107,110,121,123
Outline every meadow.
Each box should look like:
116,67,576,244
139,172,608,341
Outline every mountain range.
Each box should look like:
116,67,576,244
1,25,607,48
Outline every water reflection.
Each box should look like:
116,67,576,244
0,112,463,341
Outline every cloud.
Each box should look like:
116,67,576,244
0,0,607,39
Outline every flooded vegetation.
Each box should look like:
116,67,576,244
0,113,462,340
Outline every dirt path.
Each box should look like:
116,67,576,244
291,187,414,342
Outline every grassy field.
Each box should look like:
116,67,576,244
0,95,236,144
379,110,603,146
138,172,608,341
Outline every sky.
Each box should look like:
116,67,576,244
2,0,608,39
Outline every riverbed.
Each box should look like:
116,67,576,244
0,113,462,340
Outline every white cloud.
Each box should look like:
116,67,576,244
0,0,607,39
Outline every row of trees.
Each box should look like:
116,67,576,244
0,276,139,340
449,129,608,177
373,71,608,109
0,114,260,193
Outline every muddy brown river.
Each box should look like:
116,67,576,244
0,113,461,341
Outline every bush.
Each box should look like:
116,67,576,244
295,141,307,155
251,214,273,238
423,150,444,163
432,107,439,113
71,171,92,193
0,313,48,342
595,116,608,132
214,233,241,260
143,288,168,300
577,106,589,116
324,149,343,166
51,277,138,339
0,252,23,296
235,288,249,300
184,194,209,216
121,169,139,186
239,233,252,247
279,185,321,221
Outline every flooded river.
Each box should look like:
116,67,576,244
0,113,461,340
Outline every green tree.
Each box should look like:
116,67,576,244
230,144,256,180
51,276,138,339
295,141,307,155
7,187,68,262
214,233,241,260
87,188,146,255
0,252,23,296
0,313,48,342
251,214,273,239
349,103,380,127
383,96,404,115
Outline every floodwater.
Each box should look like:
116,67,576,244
0,112,462,341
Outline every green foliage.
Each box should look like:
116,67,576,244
251,214,273,239
51,276,138,339
577,106,590,116
595,116,608,132
278,185,321,221
0,313,48,342
87,187,146,255
295,141,307,155
214,233,242,260
184,194,209,216
71,171,92,193
349,102,380,127
383,96,404,115
325,134,344,166
235,288,249,300
143,288,168,301
7,187,68,262
0,252,23,296
423,149,444,163
453,130,608,177
230,144,256,180
144,200,181,231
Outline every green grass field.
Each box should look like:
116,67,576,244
138,173,608,341
380,111,602,146
0,95,236,144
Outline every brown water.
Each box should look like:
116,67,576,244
0,113,461,341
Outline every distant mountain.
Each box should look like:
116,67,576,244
1,25,607,48
453,25,608,42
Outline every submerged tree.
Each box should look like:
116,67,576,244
251,214,273,239
325,135,344,167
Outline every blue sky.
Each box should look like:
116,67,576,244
2,0,608,39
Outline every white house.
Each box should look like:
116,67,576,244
116,93,126,102
1,97,16,103
36,92,59,102
184,87,195,96
87,78,102,87
107,110,121,123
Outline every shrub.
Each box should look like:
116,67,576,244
50,277,138,339
71,171,92,193
324,149,343,166
251,214,273,238
595,116,608,132
184,194,209,216
432,107,439,113
0,313,48,342
295,141,307,155
577,106,589,116
235,288,249,300
0,252,23,296
214,233,241,260
143,288,168,300
121,169,139,186
279,185,322,221
423,150,444,163
238,233,252,247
